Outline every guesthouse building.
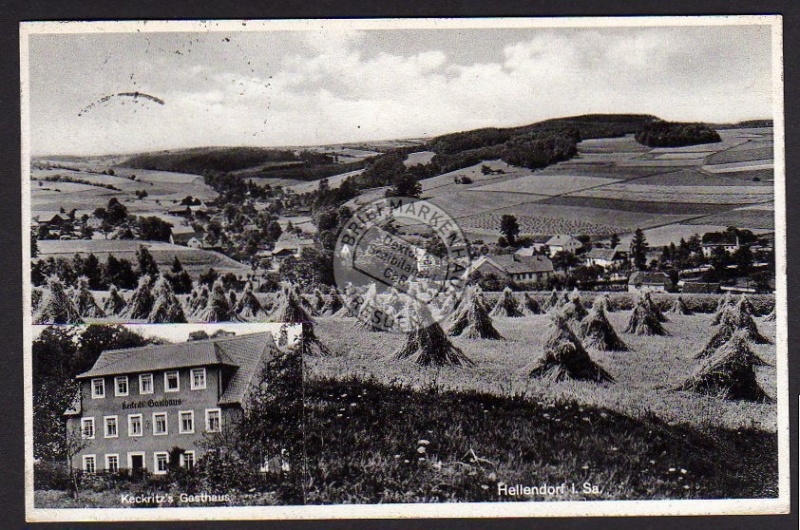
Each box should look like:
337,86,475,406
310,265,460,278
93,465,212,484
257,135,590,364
64,332,277,475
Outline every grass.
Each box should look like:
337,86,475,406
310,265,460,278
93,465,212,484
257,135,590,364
302,374,777,503
310,312,776,432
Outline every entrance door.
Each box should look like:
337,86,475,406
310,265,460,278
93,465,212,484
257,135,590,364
128,452,145,475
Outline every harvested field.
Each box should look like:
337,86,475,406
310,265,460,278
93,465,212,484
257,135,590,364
288,169,365,194
404,150,436,167
35,240,250,278
471,175,620,196
632,169,771,187
427,190,544,219
458,202,693,236
572,184,773,205
311,312,777,431
537,164,687,180
653,152,711,160
703,161,773,174
706,146,774,166
683,209,775,231
538,195,733,215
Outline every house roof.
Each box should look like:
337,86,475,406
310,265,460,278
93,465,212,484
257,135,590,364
702,232,738,246
273,234,314,254
33,211,65,222
546,235,579,247
477,254,554,275
77,332,275,383
586,248,623,261
628,271,670,285
171,225,197,235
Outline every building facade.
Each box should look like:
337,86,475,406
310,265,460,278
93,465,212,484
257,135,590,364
467,254,554,283
65,332,277,475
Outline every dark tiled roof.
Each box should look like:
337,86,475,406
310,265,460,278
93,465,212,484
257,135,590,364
77,332,274,380
701,232,738,245
586,248,623,261
488,254,554,274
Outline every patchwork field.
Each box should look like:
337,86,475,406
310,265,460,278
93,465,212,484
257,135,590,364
572,184,773,205
683,209,775,231
31,164,218,219
471,175,620,196
35,239,250,278
458,203,695,237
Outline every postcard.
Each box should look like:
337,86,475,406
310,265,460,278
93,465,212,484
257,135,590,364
21,16,787,521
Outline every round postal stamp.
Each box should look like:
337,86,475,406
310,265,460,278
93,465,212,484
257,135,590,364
333,196,472,333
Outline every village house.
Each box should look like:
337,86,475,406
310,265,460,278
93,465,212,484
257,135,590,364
170,226,204,248
33,211,66,226
584,247,628,268
64,332,278,475
627,271,674,293
514,236,552,256
544,235,583,257
467,254,554,283
701,232,740,258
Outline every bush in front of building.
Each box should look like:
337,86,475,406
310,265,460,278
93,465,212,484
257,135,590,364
34,460,73,491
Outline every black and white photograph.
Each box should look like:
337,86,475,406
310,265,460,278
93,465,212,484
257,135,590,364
21,16,787,521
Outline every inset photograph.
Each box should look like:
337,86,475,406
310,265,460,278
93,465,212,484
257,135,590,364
31,323,303,508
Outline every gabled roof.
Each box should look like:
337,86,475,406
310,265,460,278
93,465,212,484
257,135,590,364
76,332,275,381
171,225,198,235
476,254,554,275
586,248,624,261
273,234,314,254
701,232,738,246
546,235,580,246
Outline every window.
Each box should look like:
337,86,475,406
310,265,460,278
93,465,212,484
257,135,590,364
181,451,195,469
139,373,153,395
205,408,221,432
82,455,96,474
153,412,168,435
80,417,95,439
164,371,180,392
128,414,143,437
179,411,194,434
91,378,105,399
104,416,118,438
115,376,129,396
190,368,206,390
153,452,169,475
106,454,119,473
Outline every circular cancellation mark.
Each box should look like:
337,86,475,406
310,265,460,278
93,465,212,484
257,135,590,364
332,196,473,333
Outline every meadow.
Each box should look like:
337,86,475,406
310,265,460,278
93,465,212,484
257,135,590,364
297,295,779,503
310,310,777,432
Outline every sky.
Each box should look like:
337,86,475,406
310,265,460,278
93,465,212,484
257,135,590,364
25,21,777,156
